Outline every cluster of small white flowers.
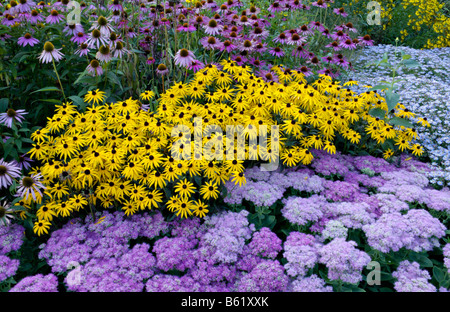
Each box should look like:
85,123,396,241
348,44,450,185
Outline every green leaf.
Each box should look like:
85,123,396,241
402,54,411,60
433,266,447,285
388,117,413,128
408,253,433,268
30,86,62,94
369,84,390,91
68,95,86,110
0,98,8,111
403,59,420,68
385,90,400,112
369,108,387,119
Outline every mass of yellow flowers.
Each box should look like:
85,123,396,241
344,0,449,48
27,59,426,235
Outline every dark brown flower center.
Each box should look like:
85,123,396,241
22,176,34,187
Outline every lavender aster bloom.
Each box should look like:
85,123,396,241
0,255,20,283
235,259,288,292
10,274,58,292
318,238,371,284
283,232,322,277
392,261,437,292
291,274,333,292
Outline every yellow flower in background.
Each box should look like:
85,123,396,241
140,90,155,101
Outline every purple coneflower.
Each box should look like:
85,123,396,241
268,1,284,13
249,26,269,40
174,48,196,68
188,60,205,73
254,42,267,54
11,154,33,171
297,24,313,36
326,40,342,52
339,38,357,50
309,21,326,32
0,160,21,189
96,45,112,62
249,57,267,68
156,63,169,76
273,33,288,45
312,0,328,8
259,69,279,83
90,16,115,36
287,33,306,46
292,44,310,59
0,199,15,225
333,54,350,69
269,46,285,58
240,39,256,52
359,34,374,46
17,33,39,47
231,55,247,66
203,19,223,36
177,22,196,32
146,56,156,65
200,36,223,50
2,14,18,26
333,7,348,17
108,0,123,11
71,32,88,45
220,40,237,53
38,41,64,63
16,0,36,13
0,108,27,128
331,30,349,41
86,59,103,76
46,9,64,24
29,9,43,24
63,23,84,36
17,173,46,202
74,43,90,57
85,29,108,49
298,65,313,77
112,41,130,58
343,22,358,33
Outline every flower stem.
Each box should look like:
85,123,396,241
52,58,67,102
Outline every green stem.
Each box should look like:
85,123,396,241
52,58,67,102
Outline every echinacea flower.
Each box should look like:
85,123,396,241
17,173,46,202
0,108,27,128
86,59,103,76
11,154,33,171
269,46,285,58
359,34,374,46
90,16,115,36
0,160,21,189
339,39,357,50
17,33,39,47
63,23,84,36
112,41,129,58
200,36,223,50
71,32,88,45
85,29,108,49
29,10,43,24
188,60,204,72
46,9,64,24
203,19,223,35
96,45,112,62
16,0,36,13
38,41,64,64
146,56,156,65
333,7,348,17
156,64,169,76
75,43,90,57
174,48,196,68
0,200,15,226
